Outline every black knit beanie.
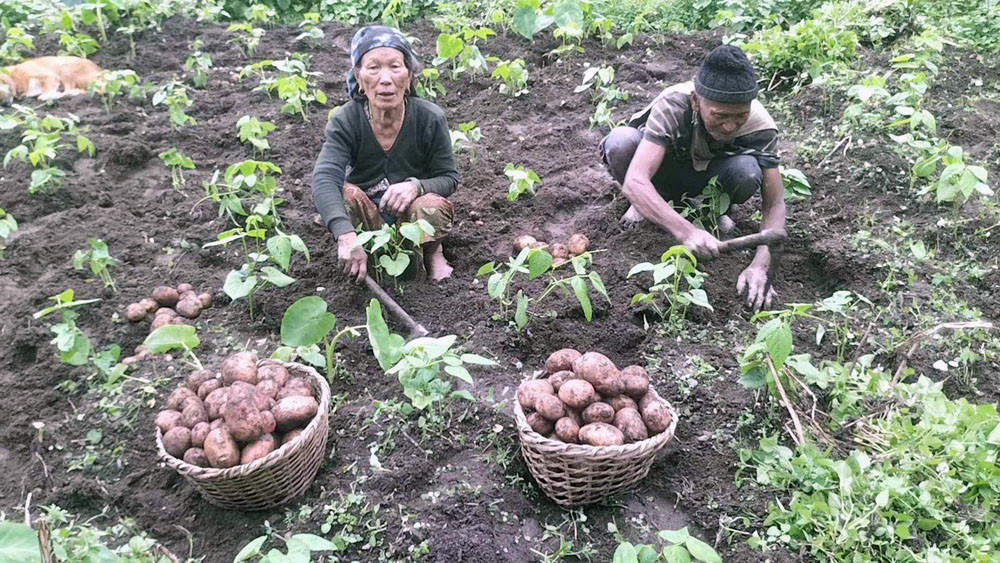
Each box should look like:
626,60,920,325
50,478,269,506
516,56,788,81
694,45,758,103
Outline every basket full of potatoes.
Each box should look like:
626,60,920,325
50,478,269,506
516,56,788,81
512,349,678,506
154,352,330,510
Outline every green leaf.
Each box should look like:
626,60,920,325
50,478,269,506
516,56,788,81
661,544,692,563
527,250,553,279
757,318,792,369
366,299,404,371
570,276,593,321
223,269,257,299
553,0,584,27
659,527,690,544
60,331,91,366
589,271,609,301
477,262,496,276
612,542,638,563
684,536,721,562
379,254,410,277
261,266,296,288
460,354,496,365
512,2,539,39
514,290,529,330
399,223,424,246
0,522,41,563
436,33,464,59
267,235,292,270
986,422,1000,445
444,364,473,384
280,296,337,348
637,545,659,563
288,534,336,552
144,324,199,354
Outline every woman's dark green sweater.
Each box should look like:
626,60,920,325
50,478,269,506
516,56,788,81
311,97,460,237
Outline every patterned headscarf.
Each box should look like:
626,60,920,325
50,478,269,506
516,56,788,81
346,25,419,101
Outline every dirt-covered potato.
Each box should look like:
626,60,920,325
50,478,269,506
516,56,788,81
513,234,538,251
175,296,202,319
567,233,590,255
204,387,229,420
621,366,650,398
578,422,625,446
565,408,585,427
642,399,672,434
198,379,222,400
177,283,194,293
204,427,240,468
276,377,314,400
152,286,180,307
162,426,191,458
210,418,225,431
545,348,582,374
535,393,567,421
638,392,656,413
261,410,276,434
224,387,267,443
186,369,216,392
606,395,638,412
253,391,275,412
516,379,555,411
154,307,177,318
554,417,580,443
181,399,209,428
558,379,598,410
155,410,185,433
281,429,303,446
526,412,554,436
222,351,258,385
614,407,648,442
139,298,159,313
125,303,147,323
190,421,210,448
151,314,173,330
550,243,569,261
182,447,209,467
166,387,197,411
273,396,319,431
258,365,290,387
240,433,276,465
573,352,623,396
547,370,576,392
198,292,213,309
583,402,615,424
256,379,279,399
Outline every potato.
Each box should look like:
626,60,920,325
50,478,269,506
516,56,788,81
253,391,275,412
222,351,258,385
513,234,538,251
187,369,216,392
526,412,554,436
182,399,209,428
168,316,186,325
614,407,649,443
558,379,598,410
154,307,177,318
281,429,303,446
554,417,580,443
565,408,585,427
256,379,279,399
151,314,173,330
545,348,582,374
567,233,589,255
210,418,225,431
204,387,229,420
155,410,185,433
258,364,290,386
516,379,555,411
198,292,213,309
606,394,638,412
190,422,210,448
583,402,615,424
547,370,576,392
276,378,313,400
638,392,656,413
621,366,650,399
125,303,147,323
175,296,202,319
198,378,222,400
225,389,267,443
273,396,319,431
152,286,180,307
579,422,625,446
535,393,567,421
180,291,197,303
166,387,197,411
176,283,193,293
162,426,191,458
204,427,240,468
573,352,623,396
182,447,210,467
642,399,673,434
550,243,569,261
261,410,276,434
139,298,159,313
240,433,276,465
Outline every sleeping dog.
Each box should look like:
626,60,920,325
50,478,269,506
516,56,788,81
1,56,103,103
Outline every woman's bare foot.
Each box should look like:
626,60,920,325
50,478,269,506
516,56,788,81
424,242,453,281
620,204,644,227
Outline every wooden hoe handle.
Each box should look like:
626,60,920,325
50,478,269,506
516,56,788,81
717,229,787,253
364,276,430,339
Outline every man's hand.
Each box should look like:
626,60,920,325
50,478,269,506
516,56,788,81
737,264,776,311
337,232,367,284
379,181,418,217
680,228,721,260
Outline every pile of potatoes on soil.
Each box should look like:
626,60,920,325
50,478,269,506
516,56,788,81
518,349,673,447
124,283,213,327
514,233,590,262
155,352,320,469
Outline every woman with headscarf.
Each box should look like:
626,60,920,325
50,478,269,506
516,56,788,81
312,26,458,282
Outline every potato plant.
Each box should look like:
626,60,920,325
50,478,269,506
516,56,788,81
450,120,482,163
0,25,34,63
158,147,195,190
2,105,95,193
274,296,364,380
152,80,196,130
90,69,146,111
612,525,721,563
295,12,325,48
247,55,328,121
355,219,436,284
504,163,541,201
32,289,101,366
574,65,628,130
236,115,277,155
73,238,118,290
0,207,17,259
227,23,264,57
415,67,446,99
490,58,529,97
183,38,212,88
627,245,712,330
433,27,494,79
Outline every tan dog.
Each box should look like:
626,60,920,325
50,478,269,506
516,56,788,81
1,56,102,103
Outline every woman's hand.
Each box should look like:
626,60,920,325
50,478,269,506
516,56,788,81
379,181,419,217
337,232,367,283
737,264,776,311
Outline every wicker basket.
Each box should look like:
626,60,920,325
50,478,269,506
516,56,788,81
155,360,331,510
513,372,678,506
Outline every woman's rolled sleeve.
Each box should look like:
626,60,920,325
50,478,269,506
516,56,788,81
311,113,356,237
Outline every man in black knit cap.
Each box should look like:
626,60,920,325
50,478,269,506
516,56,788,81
599,44,785,310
